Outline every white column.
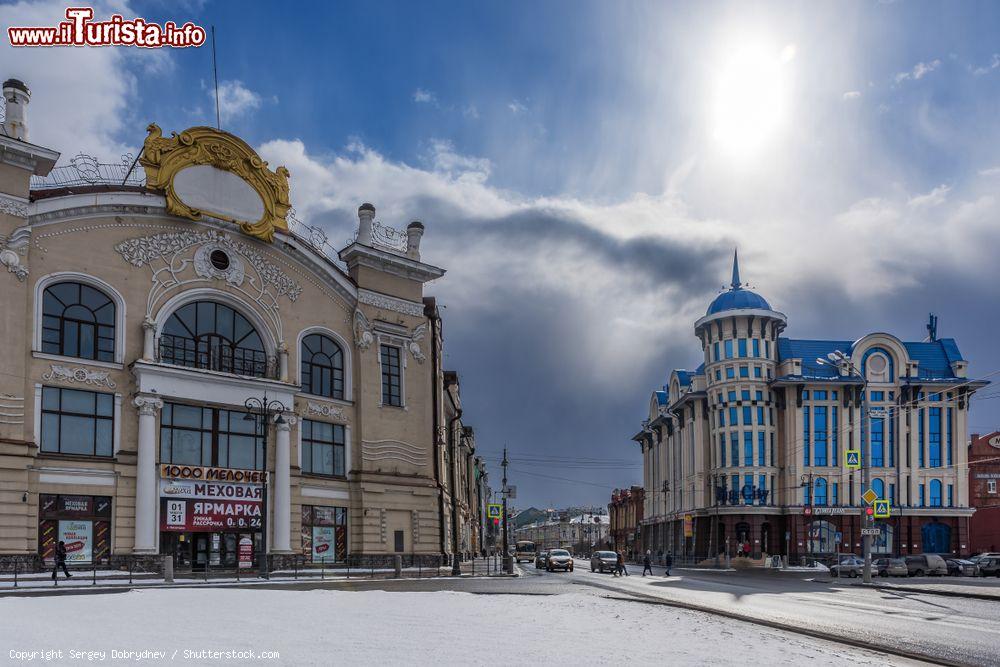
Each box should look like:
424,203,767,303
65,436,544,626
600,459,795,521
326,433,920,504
278,342,289,382
141,317,156,361
133,395,163,553
272,415,295,552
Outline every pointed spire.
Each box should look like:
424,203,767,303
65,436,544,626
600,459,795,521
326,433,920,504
730,248,741,290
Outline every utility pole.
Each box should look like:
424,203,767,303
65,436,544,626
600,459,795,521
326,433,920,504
861,384,873,583
501,448,512,574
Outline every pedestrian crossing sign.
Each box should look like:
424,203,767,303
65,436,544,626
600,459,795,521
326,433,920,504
845,449,861,469
487,503,502,520
873,500,890,519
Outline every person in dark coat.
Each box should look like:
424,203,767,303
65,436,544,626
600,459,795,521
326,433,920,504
52,540,71,580
642,550,653,576
664,552,673,577
615,551,629,577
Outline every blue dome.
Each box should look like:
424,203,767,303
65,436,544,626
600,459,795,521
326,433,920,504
706,288,772,315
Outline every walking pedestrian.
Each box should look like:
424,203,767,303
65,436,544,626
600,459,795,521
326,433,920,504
51,540,71,580
616,551,629,577
664,551,673,577
642,550,653,576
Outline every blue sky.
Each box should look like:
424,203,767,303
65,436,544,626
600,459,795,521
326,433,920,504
4,0,1000,509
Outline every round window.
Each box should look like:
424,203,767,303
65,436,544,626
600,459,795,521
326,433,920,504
210,249,230,271
868,355,887,372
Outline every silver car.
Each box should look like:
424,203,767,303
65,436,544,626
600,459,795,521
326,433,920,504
546,548,574,572
830,556,864,578
590,550,618,573
875,557,907,577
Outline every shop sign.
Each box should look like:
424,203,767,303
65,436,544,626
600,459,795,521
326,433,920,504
683,514,693,538
989,435,1000,449
810,507,852,515
238,536,253,569
974,472,1000,479
159,498,262,531
312,526,335,561
159,464,266,484
159,479,262,501
58,520,92,563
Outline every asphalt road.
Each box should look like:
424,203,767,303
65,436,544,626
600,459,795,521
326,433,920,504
251,560,1000,666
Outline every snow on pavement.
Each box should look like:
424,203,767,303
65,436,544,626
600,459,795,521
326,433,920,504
1,589,908,665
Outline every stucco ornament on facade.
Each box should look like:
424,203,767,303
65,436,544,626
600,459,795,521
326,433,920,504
42,364,117,389
357,288,425,317
114,229,301,342
353,309,374,350
0,193,28,218
306,401,346,422
0,225,30,281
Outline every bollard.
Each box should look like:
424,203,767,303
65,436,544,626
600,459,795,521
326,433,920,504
129,558,133,585
92,560,96,586
14,561,18,588
163,555,174,584
321,557,325,580
293,557,298,580
394,554,402,578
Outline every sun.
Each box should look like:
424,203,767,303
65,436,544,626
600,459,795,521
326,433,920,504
710,41,794,160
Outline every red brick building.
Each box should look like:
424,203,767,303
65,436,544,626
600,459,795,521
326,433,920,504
969,432,1000,553
609,486,644,558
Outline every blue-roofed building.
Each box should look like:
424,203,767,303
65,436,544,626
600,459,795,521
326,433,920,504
631,251,987,563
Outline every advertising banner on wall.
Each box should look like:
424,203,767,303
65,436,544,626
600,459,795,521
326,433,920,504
159,479,262,502
159,498,262,532
58,520,93,563
312,526,335,561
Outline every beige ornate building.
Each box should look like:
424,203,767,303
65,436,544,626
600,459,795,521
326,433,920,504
0,77,480,570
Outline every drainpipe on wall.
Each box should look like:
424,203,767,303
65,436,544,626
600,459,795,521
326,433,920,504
448,402,463,576
425,298,448,561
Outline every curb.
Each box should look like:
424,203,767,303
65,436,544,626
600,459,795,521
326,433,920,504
850,581,1000,602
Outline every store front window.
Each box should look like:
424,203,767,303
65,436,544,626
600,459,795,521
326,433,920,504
38,494,112,564
301,505,347,562
160,403,263,469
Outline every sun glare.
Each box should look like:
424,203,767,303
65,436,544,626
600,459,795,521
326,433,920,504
711,41,794,160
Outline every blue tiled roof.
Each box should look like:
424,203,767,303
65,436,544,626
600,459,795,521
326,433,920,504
654,390,668,406
676,370,693,386
777,337,965,379
706,289,772,315
695,362,705,375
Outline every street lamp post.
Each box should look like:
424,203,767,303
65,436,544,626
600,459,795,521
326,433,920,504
818,351,872,583
244,393,287,579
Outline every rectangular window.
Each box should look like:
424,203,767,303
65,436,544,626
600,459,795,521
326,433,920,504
928,407,941,467
770,432,775,467
889,411,895,468
730,432,739,468
726,366,735,379
743,431,753,466
757,431,765,466
752,339,760,358
813,406,827,466
803,408,811,467
947,484,954,508
739,365,749,378
870,391,884,402
988,479,997,494
832,482,839,506
918,409,925,468
718,409,725,427
765,340,771,358
753,366,762,378
946,407,953,467
729,407,738,425
301,420,346,477
725,339,734,359
889,483,896,506
831,406,839,464
755,390,763,401
160,403,263,469
738,338,747,358
919,484,925,507
743,474,753,504
756,406,765,425
929,483,942,507
719,434,726,467
40,387,114,457
814,390,827,400
301,505,348,563
713,342,720,361
742,406,752,425
802,390,810,400
758,474,766,505
728,391,737,402
741,390,751,401
380,345,403,407
715,369,722,381
871,418,884,467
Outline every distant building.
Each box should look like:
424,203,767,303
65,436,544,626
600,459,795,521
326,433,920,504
969,432,1000,553
609,486,644,557
514,510,609,553
632,252,987,562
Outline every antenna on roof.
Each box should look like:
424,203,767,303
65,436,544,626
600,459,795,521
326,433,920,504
926,313,938,342
211,26,221,130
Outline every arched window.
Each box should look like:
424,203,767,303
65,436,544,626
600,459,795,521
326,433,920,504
41,281,116,361
929,479,943,507
871,478,885,501
160,301,267,377
813,477,828,506
300,334,345,399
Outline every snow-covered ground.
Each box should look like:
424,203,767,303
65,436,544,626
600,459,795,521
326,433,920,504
1,589,909,665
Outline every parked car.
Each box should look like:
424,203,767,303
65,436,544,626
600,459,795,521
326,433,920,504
976,556,1000,577
875,557,908,577
534,551,549,569
546,549,574,572
830,556,864,578
904,554,948,577
946,559,979,577
590,551,618,573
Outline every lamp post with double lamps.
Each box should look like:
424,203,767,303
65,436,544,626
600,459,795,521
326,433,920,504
243,393,287,579
817,351,872,583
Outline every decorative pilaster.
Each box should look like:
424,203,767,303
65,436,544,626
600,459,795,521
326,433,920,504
272,414,296,552
141,317,156,361
133,395,163,553
278,341,289,382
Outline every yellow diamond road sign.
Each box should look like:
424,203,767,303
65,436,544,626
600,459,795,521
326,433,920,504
862,489,879,505
874,500,890,518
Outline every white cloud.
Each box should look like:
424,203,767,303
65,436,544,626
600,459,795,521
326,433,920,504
895,59,941,84
413,88,436,104
907,184,950,207
507,100,527,114
462,104,479,119
214,80,264,123
842,91,861,100
979,166,1000,177
973,54,1000,76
